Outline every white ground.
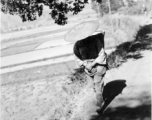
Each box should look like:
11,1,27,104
1,50,151,120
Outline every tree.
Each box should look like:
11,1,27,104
91,0,124,16
1,0,95,25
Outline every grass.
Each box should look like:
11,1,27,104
1,6,54,33
107,24,152,69
1,12,54,34
118,0,152,16
97,13,152,69
101,15,141,43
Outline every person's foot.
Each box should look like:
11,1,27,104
96,101,105,114
96,93,104,107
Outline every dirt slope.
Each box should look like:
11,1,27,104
1,50,151,120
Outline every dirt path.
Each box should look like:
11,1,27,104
1,50,151,120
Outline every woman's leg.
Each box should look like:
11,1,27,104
94,66,106,108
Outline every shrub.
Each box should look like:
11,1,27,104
118,0,152,15
101,14,140,44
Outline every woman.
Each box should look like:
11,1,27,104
65,21,108,108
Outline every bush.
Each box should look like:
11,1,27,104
118,0,152,16
101,14,140,46
107,24,152,69
91,0,124,16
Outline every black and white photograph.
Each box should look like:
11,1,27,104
0,0,152,120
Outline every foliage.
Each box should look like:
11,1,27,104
118,0,152,15
92,0,151,16
1,0,90,25
103,15,140,42
91,0,124,15
107,24,152,69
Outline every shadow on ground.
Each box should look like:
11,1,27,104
89,80,151,120
107,24,152,69
102,80,127,101
90,80,127,120
100,104,151,120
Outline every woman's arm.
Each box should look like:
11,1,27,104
86,48,107,70
94,47,107,64
75,55,87,68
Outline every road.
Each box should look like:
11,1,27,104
1,15,114,74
